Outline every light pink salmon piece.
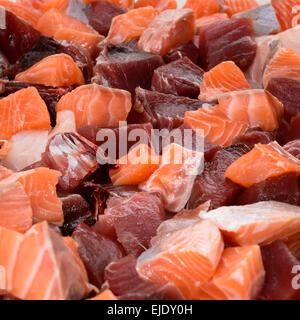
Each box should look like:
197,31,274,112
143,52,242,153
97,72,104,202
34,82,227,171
140,143,203,212
263,48,300,88
0,168,63,226
15,54,85,87
0,222,91,300
217,89,284,131
199,61,250,101
137,219,224,299
196,245,265,300
106,7,158,45
138,9,196,56
199,201,300,246
225,142,300,188
56,84,132,128
0,180,33,233
184,105,249,147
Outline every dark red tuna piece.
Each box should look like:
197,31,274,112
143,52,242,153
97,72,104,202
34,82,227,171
232,127,276,149
0,52,18,79
274,119,290,146
0,9,40,64
199,18,256,70
1,81,72,126
266,78,300,122
258,240,300,300
77,122,154,159
151,57,204,98
288,115,300,142
163,41,200,65
283,140,300,160
188,144,251,209
237,172,300,206
92,44,164,95
42,132,100,192
233,4,280,36
72,222,124,289
104,255,184,300
89,0,126,36
60,193,95,236
93,192,165,256
128,87,206,130
17,36,93,81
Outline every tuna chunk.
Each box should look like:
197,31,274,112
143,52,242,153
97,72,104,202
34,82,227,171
72,222,124,289
151,57,204,98
128,87,207,130
199,18,256,70
92,44,164,95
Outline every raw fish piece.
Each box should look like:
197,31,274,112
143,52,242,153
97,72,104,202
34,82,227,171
288,115,300,141
266,78,300,121
151,57,204,98
258,240,300,300
89,289,117,300
72,222,124,289
184,105,249,147
2,130,49,171
1,81,72,126
246,26,300,87
197,245,265,300
109,144,160,185
94,192,165,255
183,0,220,18
49,110,76,139
140,143,204,212
77,123,154,159
56,84,132,128
198,61,250,101
89,0,126,36
219,0,258,17
188,144,250,209
137,219,224,299
237,172,300,206
161,123,221,161
233,4,280,36
217,89,284,131
60,193,94,236
271,0,300,31
134,0,177,11
97,183,139,198
37,8,102,54
0,1,41,28
284,140,300,160
0,222,91,300
195,13,229,34
106,7,158,45
129,87,206,130
163,41,200,64
42,132,99,192
138,9,196,56
0,87,50,140
15,53,84,87
199,201,300,245
198,18,256,70
0,140,12,160
225,142,300,188
0,265,5,294
282,232,300,259
93,44,164,96
0,8,40,64
104,255,184,300
0,180,32,233
263,48,300,88
231,127,276,148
